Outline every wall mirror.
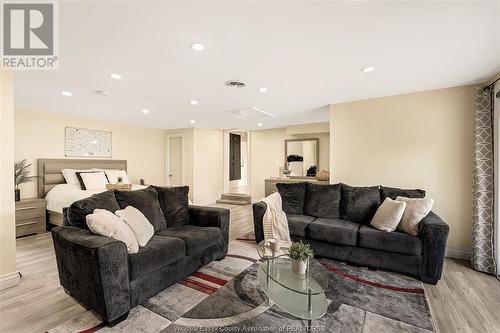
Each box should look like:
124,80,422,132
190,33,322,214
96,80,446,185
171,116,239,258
284,138,319,177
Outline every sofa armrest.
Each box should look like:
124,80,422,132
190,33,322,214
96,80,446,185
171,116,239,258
51,226,130,324
418,211,449,284
188,205,230,254
252,202,267,244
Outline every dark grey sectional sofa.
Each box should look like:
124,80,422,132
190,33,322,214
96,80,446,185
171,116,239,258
253,182,449,284
52,186,229,326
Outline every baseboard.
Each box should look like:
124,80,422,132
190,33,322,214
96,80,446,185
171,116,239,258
0,271,21,290
445,247,471,260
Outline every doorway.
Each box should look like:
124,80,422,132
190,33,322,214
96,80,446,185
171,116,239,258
223,130,250,195
165,134,184,186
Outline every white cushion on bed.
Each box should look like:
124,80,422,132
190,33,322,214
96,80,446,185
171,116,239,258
61,168,93,185
115,206,154,247
80,172,109,190
104,169,130,184
86,209,139,254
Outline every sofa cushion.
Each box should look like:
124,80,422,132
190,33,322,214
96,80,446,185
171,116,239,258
340,184,381,224
276,182,307,215
286,214,315,237
128,235,185,280
66,190,120,229
307,218,359,246
380,186,426,201
304,183,341,219
114,186,167,232
156,225,222,256
154,186,190,227
358,225,422,255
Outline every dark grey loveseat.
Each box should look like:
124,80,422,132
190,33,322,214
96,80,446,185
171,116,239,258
253,183,449,285
52,186,229,326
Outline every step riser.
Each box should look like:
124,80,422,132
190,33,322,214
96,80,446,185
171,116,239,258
221,193,251,202
215,199,249,206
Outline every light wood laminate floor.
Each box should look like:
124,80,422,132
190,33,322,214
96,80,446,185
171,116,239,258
1,204,499,333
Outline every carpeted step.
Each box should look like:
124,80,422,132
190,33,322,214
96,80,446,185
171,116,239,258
221,193,251,203
215,199,249,206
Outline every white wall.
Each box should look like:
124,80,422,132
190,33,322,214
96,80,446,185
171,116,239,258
15,108,166,199
192,129,224,205
330,86,475,252
0,71,18,288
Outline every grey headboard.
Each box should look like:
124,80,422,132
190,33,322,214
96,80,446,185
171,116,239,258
37,158,127,198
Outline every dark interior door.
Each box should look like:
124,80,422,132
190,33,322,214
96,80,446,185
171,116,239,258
229,133,241,181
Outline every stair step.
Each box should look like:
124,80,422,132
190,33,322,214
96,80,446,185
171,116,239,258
215,199,249,206
221,193,251,203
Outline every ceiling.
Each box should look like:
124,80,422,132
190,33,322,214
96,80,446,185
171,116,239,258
13,1,500,130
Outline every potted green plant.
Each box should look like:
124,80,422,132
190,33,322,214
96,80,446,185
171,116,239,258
14,159,38,201
117,176,123,184
288,241,314,275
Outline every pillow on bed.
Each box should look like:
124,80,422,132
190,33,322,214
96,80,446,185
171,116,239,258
104,169,130,184
62,168,93,185
76,171,108,190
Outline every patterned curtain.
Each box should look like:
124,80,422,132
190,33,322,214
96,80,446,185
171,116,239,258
472,87,496,274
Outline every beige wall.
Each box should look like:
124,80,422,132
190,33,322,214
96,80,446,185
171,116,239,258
330,86,475,252
193,129,224,205
249,122,330,200
15,108,166,198
0,71,18,284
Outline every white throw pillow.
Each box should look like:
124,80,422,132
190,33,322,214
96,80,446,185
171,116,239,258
61,168,93,185
80,172,109,190
370,198,406,232
396,196,435,236
115,206,154,247
86,209,139,254
104,169,130,184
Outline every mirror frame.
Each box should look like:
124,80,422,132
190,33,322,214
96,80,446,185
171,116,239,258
284,138,320,170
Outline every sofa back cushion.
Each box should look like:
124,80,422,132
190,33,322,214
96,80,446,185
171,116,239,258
276,182,307,215
340,184,381,224
114,186,167,232
154,186,190,227
380,186,426,201
66,190,120,229
304,183,341,218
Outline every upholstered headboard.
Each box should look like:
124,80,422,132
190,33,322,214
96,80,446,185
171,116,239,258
37,158,127,198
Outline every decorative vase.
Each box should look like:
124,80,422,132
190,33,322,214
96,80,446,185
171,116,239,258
15,189,20,202
291,259,307,275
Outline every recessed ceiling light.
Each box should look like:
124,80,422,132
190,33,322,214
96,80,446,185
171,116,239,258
109,73,122,80
257,122,263,127
141,108,150,114
190,119,196,124
258,87,268,93
361,66,375,73
190,43,204,51
190,100,199,106
61,91,72,97
95,90,110,96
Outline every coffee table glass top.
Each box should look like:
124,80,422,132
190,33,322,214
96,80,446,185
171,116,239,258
260,256,329,295
257,239,292,258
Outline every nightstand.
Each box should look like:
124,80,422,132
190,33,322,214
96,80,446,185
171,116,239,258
15,198,46,237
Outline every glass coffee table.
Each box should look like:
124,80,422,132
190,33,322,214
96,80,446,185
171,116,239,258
256,240,328,325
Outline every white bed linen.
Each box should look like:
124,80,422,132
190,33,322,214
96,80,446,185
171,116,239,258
45,183,147,214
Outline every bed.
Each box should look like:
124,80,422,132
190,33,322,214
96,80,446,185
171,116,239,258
37,158,144,226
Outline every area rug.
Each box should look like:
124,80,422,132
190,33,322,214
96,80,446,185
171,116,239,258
49,241,434,332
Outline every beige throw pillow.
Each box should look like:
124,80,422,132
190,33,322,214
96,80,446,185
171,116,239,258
86,209,139,253
396,196,434,236
370,198,406,232
115,206,154,247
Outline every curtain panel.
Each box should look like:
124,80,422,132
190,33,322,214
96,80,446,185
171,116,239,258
472,87,496,274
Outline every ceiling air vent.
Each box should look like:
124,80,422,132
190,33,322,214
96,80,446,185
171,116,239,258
225,79,246,88
221,107,274,120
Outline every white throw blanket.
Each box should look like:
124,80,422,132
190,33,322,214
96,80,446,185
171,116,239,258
261,192,291,242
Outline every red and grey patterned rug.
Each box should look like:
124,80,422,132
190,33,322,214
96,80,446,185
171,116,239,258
48,240,434,332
